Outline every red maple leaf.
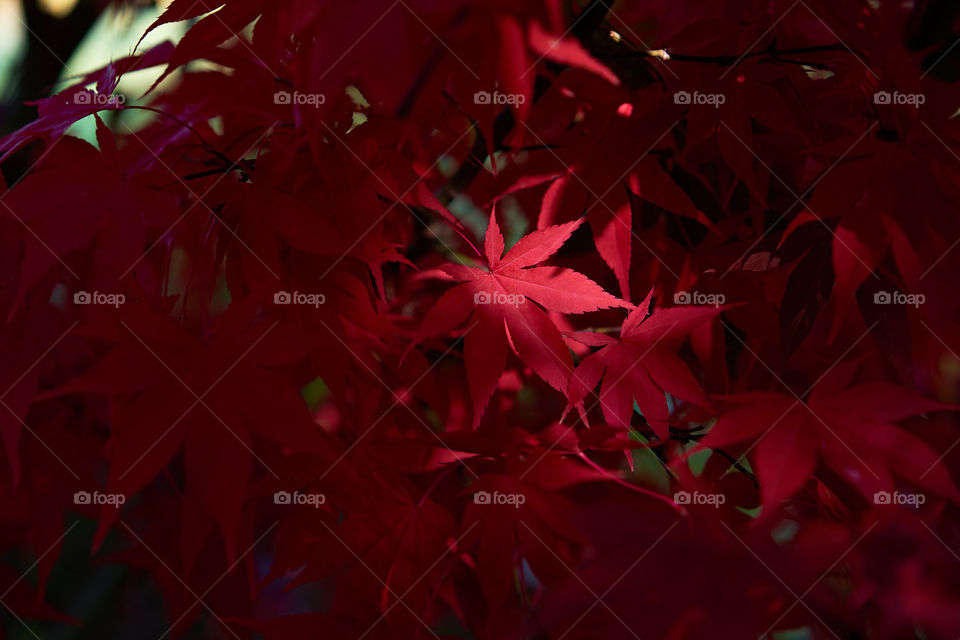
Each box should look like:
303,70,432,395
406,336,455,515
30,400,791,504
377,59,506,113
416,209,628,426
698,360,960,512
566,289,725,441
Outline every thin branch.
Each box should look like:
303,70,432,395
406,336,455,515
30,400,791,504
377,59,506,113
601,42,864,69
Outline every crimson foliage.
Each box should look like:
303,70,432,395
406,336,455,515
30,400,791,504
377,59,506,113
2,1,960,638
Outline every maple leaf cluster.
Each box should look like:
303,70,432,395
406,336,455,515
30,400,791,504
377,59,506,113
1,0,960,638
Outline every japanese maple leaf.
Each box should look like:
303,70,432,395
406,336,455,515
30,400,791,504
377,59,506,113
141,0,265,93
461,454,608,628
532,132,717,301
416,210,628,427
697,360,960,513
566,290,726,441
527,20,621,86
0,42,173,158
